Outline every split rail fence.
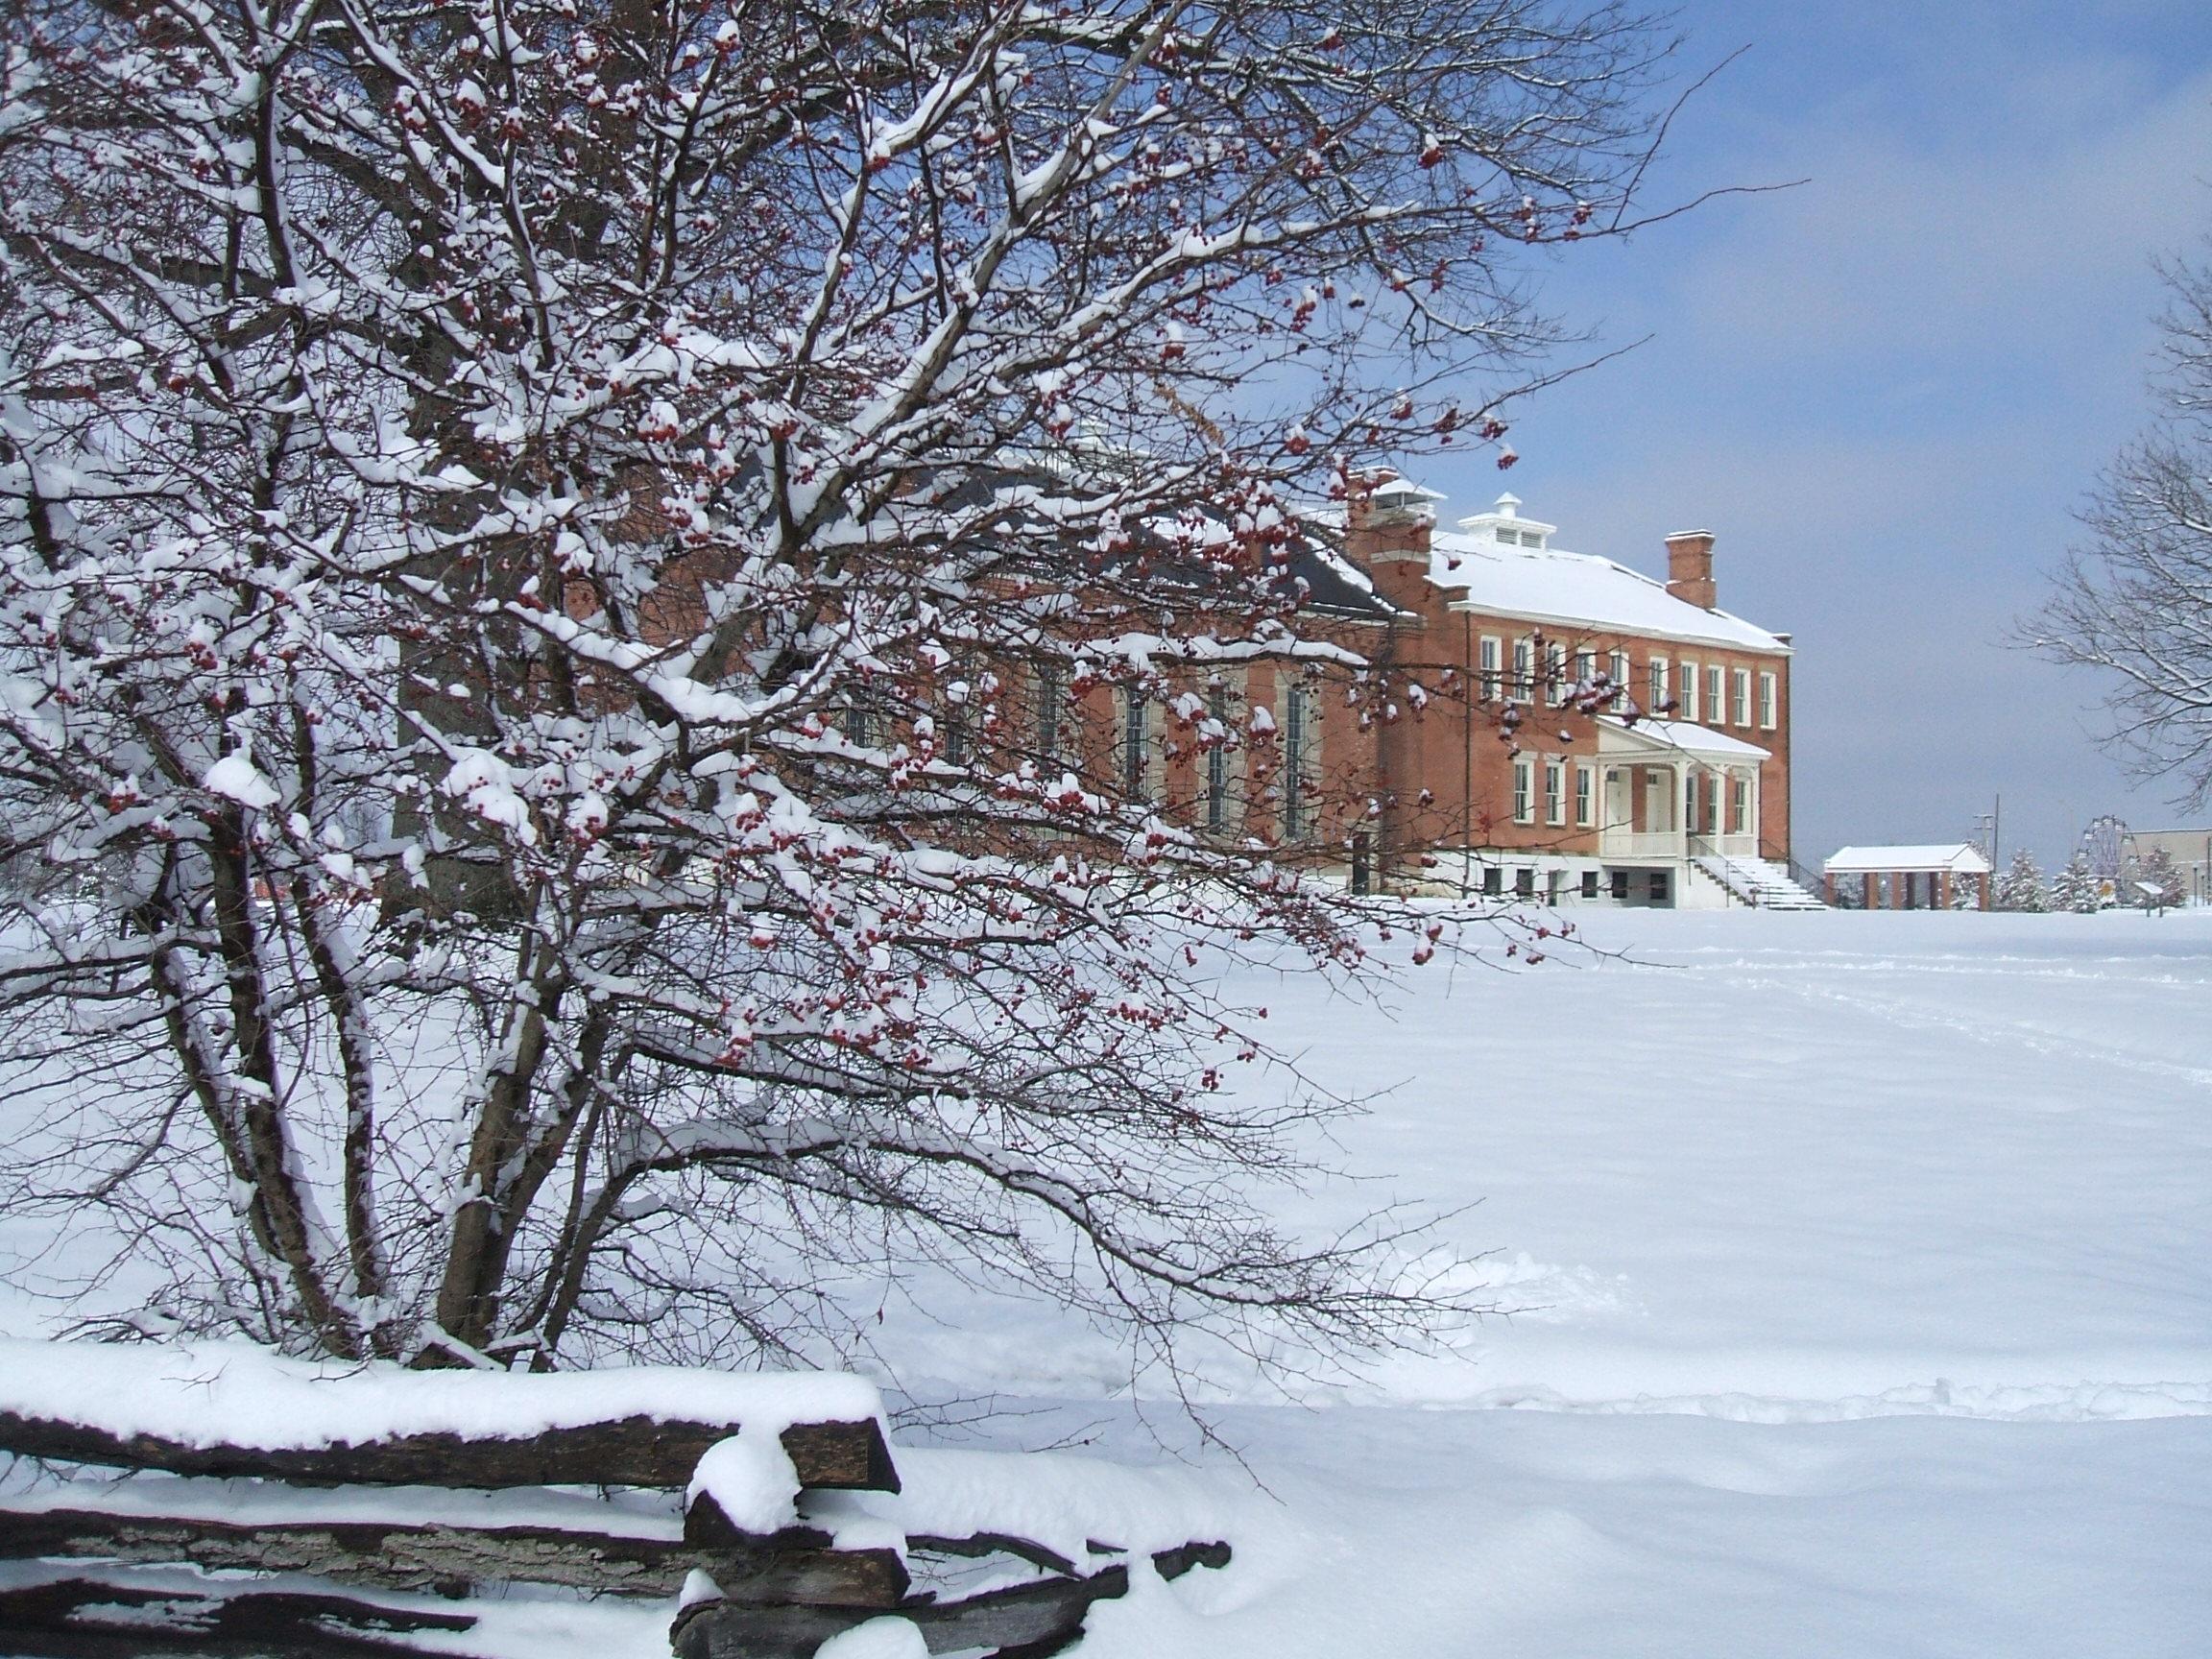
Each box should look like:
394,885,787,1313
0,1340,1228,1658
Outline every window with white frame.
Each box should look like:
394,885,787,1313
1706,664,1725,726
1479,636,1503,702
1574,763,1594,828
1678,661,1699,722
1648,656,1671,711
1206,685,1231,832
1731,771,1751,835
944,672,972,764
1545,641,1567,702
1608,649,1628,693
1281,682,1310,839
1758,670,1778,730
1573,647,1595,689
1511,637,1533,702
844,688,875,748
1512,757,1534,824
1545,759,1565,826
1035,664,1062,760
1120,686,1150,801
1732,667,1752,728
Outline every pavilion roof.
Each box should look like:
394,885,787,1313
1824,844,1991,875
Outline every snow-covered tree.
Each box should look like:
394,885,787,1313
2032,247,2212,803
2050,852,2104,913
0,1,1689,1374
1993,850,2047,912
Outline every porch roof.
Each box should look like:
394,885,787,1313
1597,716,1771,763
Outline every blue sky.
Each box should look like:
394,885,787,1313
1408,0,2212,870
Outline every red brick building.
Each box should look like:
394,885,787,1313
730,467,1809,911
1265,474,1810,908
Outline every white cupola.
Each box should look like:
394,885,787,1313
1456,492,1555,550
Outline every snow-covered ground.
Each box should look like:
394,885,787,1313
871,908,2212,1659
889,908,2212,1418
5,909,2208,1656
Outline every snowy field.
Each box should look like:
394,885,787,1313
5,908,2209,1657
869,908,2212,1659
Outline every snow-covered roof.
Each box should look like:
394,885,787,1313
1600,717,1771,761
1287,534,1407,620
1298,488,1789,644
1824,844,1992,875
1428,528,1790,653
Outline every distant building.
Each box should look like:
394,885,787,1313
878,470,1810,909
2121,828,2212,905
1822,844,1992,910
1315,477,1809,908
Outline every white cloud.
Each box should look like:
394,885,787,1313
1665,65,2212,366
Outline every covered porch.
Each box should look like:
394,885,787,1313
1595,718,1772,864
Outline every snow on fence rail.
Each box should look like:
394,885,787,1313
0,1338,1230,1658
0,1335,897,1490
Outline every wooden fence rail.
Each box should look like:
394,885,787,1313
0,1339,1230,1659
0,1407,897,1493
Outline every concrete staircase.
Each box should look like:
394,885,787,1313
1695,853,1827,910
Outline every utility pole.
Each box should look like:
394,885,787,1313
1972,805,1997,864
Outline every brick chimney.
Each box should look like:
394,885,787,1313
1345,469,1441,617
1665,529,1717,611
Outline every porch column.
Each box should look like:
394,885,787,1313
1824,871,1837,904
1940,870,1954,909
1863,872,1876,908
1889,870,1905,910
